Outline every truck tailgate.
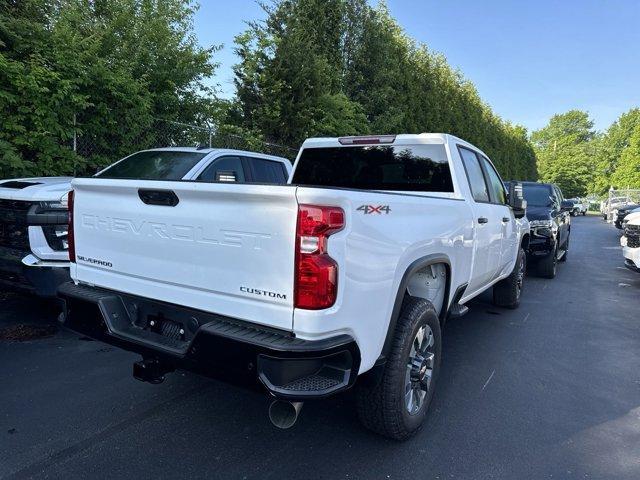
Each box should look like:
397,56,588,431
71,178,298,331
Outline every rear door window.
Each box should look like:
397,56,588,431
459,147,490,202
292,144,453,192
246,158,289,184
198,156,245,183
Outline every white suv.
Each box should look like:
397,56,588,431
621,215,640,272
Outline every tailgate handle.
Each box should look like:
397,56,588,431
138,189,179,207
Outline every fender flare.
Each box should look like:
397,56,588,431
376,253,452,364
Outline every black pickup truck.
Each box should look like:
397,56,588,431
507,181,572,278
615,204,640,229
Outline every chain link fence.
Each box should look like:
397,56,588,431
70,116,297,176
603,188,640,222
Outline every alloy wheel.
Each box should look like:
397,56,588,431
405,324,436,415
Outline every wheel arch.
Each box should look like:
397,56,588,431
377,253,452,363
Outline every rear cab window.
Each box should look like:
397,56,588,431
291,144,453,192
96,150,207,180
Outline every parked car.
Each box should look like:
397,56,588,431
614,204,640,229
0,177,73,296
602,196,634,222
621,217,640,273
0,148,292,297
506,181,571,278
58,133,529,440
567,198,588,216
622,210,640,231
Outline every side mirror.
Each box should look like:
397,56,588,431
560,200,573,211
215,170,238,182
508,182,527,219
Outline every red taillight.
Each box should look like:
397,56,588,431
67,190,75,263
295,205,344,309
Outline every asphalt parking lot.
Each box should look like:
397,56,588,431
1,215,639,480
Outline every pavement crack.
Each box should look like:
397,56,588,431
482,370,495,391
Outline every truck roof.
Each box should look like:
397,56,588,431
301,133,450,149
139,147,290,163
299,133,493,161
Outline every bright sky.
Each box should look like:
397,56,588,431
194,0,640,133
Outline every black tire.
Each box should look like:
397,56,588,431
493,247,526,309
356,296,442,440
538,245,557,278
582,211,586,216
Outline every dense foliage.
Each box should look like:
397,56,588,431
7,0,637,190
532,108,640,197
229,0,538,180
598,109,640,193
0,0,218,177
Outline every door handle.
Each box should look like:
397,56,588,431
478,217,489,224
502,217,510,223
138,189,180,207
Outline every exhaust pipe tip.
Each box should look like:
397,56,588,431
268,400,303,429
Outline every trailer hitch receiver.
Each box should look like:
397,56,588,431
133,358,174,384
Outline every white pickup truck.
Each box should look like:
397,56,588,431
59,134,529,439
0,148,291,296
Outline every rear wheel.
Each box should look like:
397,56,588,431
356,297,441,440
493,247,526,309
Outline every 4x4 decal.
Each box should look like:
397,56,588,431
357,205,391,215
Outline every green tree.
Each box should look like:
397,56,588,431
0,0,219,177
232,0,537,180
593,108,640,193
610,124,640,188
531,110,596,197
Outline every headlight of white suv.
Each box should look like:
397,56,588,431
38,193,70,251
